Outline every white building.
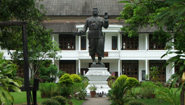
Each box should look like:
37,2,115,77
1,0,177,82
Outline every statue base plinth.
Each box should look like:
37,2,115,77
91,63,105,67
85,67,111,96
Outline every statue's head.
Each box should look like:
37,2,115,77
92,8,98,16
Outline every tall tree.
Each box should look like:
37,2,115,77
0,0,60,78
118,0,185,89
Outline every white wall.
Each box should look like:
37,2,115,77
110,63,118,73
54,34,59,44
104,32,119,50
166,63,173,82
76,36,79,50
139,60,145,82
139,34,145,50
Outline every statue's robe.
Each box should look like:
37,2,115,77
83,16,109,57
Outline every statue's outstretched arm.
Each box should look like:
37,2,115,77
103,12,109,29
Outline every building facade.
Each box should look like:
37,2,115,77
0,0,177,82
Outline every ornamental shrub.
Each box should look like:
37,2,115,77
126,77,139,88
59,85,72,98
70,74,82,83
140,87,155,99
42,99,60,105
108,79,130,105
115,75,127,83
51,96,66,105
59,73,73,86
39,83,59,98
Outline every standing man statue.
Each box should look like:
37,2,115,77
79,8,109,67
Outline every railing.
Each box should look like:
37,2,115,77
1,50,176,60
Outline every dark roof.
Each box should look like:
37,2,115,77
43,23,78,33
38,0,124,16
43,22,163,33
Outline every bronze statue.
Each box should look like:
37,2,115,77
80,8,109,67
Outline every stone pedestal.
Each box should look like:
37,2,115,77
85,67,111,95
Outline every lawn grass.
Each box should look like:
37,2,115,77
10,91,49,104
10,91,84,105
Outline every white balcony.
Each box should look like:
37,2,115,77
1,49,177,61
120,50,175,60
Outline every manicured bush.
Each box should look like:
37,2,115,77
115,75,127,83
140,87,155,99
59,73,73,86
141,81,157,88
115,75,139,89
127,100,145,105
126,77,139,88
51,96,66,105
42,99,60,105
70,74,82,83
39,83,59,98
59,85,72,98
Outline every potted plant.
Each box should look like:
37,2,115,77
88,84,97,97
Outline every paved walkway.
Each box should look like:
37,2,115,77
81,97,111,105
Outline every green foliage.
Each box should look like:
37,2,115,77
108,75,139,104
59,73,73,86
150,66,160,82
39,64,58,82
0,0,60,78
0,53,22,105
76,90,87,100
42,99,60,105
127,100,145,105
118,0,185,91
108,79,130,105
48,64,58,76
59,85,72,98
141,81,157,88
39,83,59,98
155,86,180,105
140,87,155,99
70,74,82,83
115,75,127,83
56,70,66,78
71,82,86,95
126,77,139,88
115,75,139,89
39,66,50,82
88,84,97,91
51,96,66,105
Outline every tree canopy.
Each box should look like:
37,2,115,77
118,0,185,88
0,0,60,77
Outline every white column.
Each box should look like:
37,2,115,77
79,36,81,50
29,63,33,78
118,33,121,50
145,34,148,50
52,34,55,64
172,34,175,50
172,62,175,74
52,60,54,64
78,60,81,74
118,60,121,77
145,59,149,80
